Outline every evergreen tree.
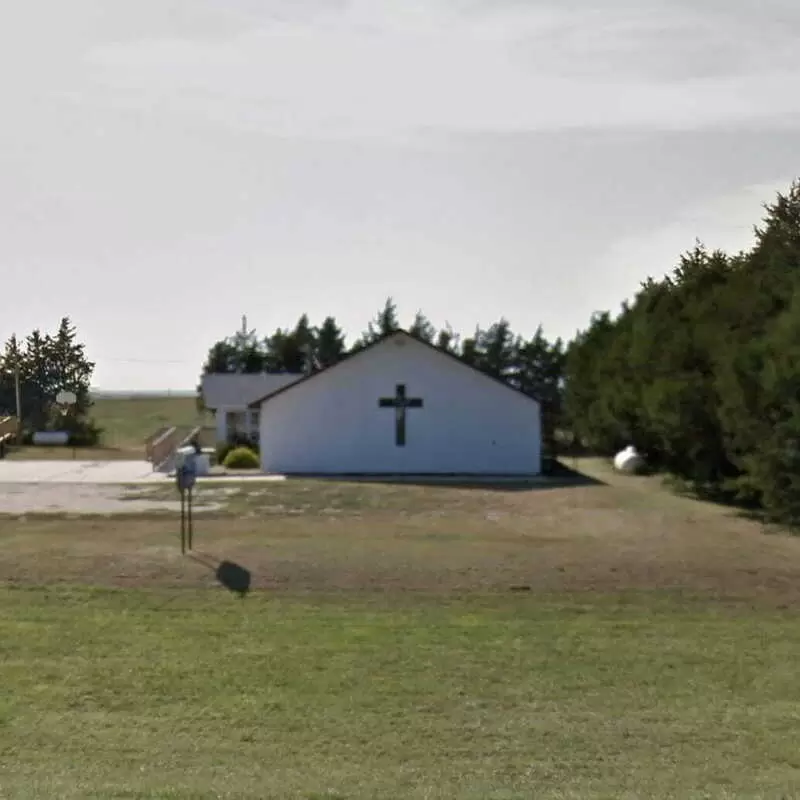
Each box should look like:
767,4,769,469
355,297,400,349
375,297,400,336
515,327,565,456
49,317,94,418
197,319,268,409
436,323,459,354
316,316,346,368
230,318,267,373
408,310,436,343
564,310,634,454
292,314,318,373
201,340,240,374
741,286,800,522
459,327,482,367
478,318,515,379
0,336,22,416
563,178,800,523
714,183,800,511
21,329,54,431
199,318,267,377
0,319,97,442
264,328,301,373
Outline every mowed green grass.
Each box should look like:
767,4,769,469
4,464,800,797
2,588,800,799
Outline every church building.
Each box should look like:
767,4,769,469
248,330,541,475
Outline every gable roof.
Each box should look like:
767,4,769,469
201,372,304,409
248,329,541,408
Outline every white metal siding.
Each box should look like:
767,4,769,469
259,336,541,474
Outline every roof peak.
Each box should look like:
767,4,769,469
248,328,541,408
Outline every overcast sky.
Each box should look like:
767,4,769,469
2,0,798,390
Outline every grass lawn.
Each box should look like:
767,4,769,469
2,462,800,797
3,588,800,799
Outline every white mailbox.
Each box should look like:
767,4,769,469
175,446,210,476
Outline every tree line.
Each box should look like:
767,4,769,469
563,179,800,525
0,317,100,444
199,300,566,454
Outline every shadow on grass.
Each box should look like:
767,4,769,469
189,551,252,597
278,460,604,493
661,474,799,534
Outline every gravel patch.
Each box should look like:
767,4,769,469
0,483,216,515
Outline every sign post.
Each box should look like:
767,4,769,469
176,454,197,554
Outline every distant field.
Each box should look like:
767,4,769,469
91,394,212,453
91,394,211,448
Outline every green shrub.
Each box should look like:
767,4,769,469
215,441,234,465
217,436,259,464
68,419,103,447
222,446,260,470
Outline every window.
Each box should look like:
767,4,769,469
227,411,246,434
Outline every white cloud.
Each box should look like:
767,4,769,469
79,1,800,139
2,1,798,390
593,176,795,301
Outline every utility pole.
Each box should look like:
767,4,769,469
13,344,22,443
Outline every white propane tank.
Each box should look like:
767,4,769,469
613,445,645,474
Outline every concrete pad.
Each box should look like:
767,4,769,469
0,460,164,484
0,484,183,515
0,461,274,514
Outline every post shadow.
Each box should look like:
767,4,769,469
189,551,252,598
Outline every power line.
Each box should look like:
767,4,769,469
98,357,194,365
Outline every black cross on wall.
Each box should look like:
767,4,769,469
378,383,423,447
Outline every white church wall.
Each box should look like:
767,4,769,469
258,336,541,474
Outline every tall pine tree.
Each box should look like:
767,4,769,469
316,317,346,368
408,310,436,343
0,319,97,441
354,297,400,350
